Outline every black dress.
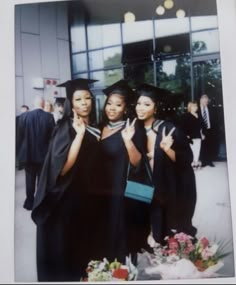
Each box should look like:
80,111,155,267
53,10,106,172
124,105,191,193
97,128,150,263
179,112,204,140
31,119,100,282
150,121,197,243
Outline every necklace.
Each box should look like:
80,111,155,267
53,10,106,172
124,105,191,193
107,120,126,130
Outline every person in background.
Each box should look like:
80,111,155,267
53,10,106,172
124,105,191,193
198,94,216,167
53,97,65,123
180,101,205,170
17,97,55,210
31,79,101,282
44,100,54,113
16,105,29,169
135,83,197,246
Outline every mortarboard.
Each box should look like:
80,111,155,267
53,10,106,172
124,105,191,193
103,79,134,97
135,83,169,103
54,97,66,105
57,78,98,100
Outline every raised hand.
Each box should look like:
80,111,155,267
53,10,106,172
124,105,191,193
160,126,175,152
72,109,86,136
121,118,137,142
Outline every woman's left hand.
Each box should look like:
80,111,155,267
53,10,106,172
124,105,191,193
160,126,175,152
121,118,137,142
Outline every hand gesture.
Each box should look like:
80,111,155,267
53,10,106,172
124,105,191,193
160,126,175,152
121,118,137,142
72,109,86,137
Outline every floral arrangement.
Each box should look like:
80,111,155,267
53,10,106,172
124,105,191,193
143,232,229,280
85,256,137,282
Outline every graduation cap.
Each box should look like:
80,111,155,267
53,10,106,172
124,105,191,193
135,83,169,103
103,79,134,97
57,78,98,100
102,79,135,105
54,97,66,105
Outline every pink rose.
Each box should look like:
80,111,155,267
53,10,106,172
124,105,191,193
200,237,209,249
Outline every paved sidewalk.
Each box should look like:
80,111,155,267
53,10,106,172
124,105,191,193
14,162,235,282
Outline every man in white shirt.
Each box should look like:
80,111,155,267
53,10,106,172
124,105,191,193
199,94,215,167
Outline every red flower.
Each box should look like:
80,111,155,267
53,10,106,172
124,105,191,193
200,237,209,249
194,260,207,272
112,268,129,280
168,238,179,250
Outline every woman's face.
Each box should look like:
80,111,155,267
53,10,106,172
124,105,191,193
136,96,156,121
72,90,92,118
44,101,52,113
105,93,126,122
191,103,198,113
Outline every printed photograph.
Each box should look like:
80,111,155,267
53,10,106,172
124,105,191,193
14,0,235,282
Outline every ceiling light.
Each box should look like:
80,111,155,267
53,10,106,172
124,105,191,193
156,5,165,15
176,9,186,18
124,12,136,23
163,45,172,53
164,0,174,9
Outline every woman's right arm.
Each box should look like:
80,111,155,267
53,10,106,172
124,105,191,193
61,110,86,176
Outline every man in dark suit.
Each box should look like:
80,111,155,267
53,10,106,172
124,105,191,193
18,96,55,210
198,94,216,167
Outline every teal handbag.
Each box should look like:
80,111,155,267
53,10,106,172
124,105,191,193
124,162,154,204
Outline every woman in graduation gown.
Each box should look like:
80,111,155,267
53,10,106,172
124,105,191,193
97,80,150,264
31,78,101,282
135,84,197,245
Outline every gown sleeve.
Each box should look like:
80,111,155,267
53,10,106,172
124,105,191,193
168,122,193,168
31,119,77,225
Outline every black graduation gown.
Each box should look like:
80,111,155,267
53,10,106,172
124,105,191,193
97,128,150,263
17,109,55,166
150,121,197,243
31,119,100,282
179,113,204,140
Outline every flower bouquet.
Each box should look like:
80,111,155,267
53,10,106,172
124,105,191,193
143,232,229,280
85,256,137,282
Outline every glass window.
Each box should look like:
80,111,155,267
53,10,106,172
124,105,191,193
72,73,88,80
89,47,122,70
191,16,218,31
155,18,190,38
90,69,123,87
87,24,121,50
122,20,153,44
192,30,220,55
156,56,191,96
72,53,88,73
124,62,154,87
71,25,87,53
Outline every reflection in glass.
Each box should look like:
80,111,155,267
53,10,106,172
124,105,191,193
155,33,190,59
122,20,153,44
72,53,88,73
155,18,189,38
191,16,218,31
89,47,122,70
124,62,154,88
87,24,121,50
156,56,191,97
90,69,123,87
71,26,87,53
192,30,220,55
72,73,88,80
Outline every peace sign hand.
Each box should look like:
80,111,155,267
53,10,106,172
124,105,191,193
121,118,137,142
72,109,86,137
160,126,175,152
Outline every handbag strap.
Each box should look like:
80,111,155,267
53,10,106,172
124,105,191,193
127,160,153,186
